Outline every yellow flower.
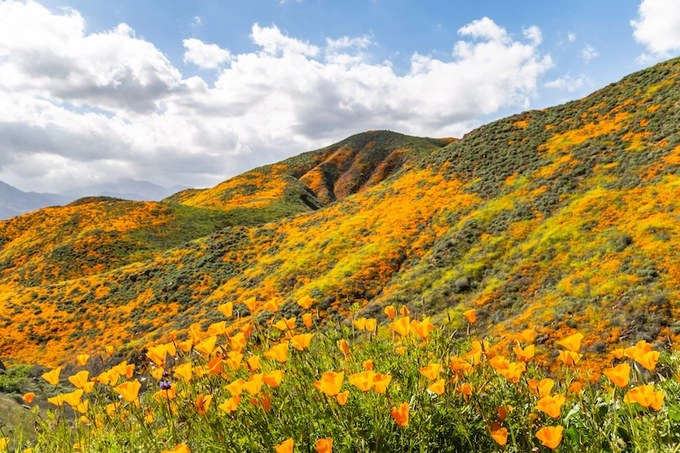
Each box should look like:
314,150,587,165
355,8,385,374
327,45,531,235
227,378,247,396
349,370,375,392
174,362,193,383
603,362,631,388
353,317,368,331
314,371,344,397
195,335,218,356
0,437,7,452
290,333,314,351
298,295,314,309
263,370,285,388
62,389,84,407
557,332,583,353
218,396,241,414
528,378,555,398
384,305,396,320
372,373,392,394
247,355,261,371
217,302,233,318
76,354,90,367
365,318,377,332
264,342,289,363
427,379,445,396
146,344,169,367
114,380,141,403
208,321,228,336
314,438,333,453
390,403,409,427
519,329,537,344
624,385,664,411
48,394,64,407
399,306,410,316
42,367,62,385
395,346,406,356
391,316,410,337
229,332,247,352
274,438,294,453
243,374,264,395
537,394,566,419
419,363,442,381
274,317,296,331
463,309,476,324
262,298,280,313
558,350,581,366
411,317,435,340
513,344,535,362
536,425,564,450
161,444,190,453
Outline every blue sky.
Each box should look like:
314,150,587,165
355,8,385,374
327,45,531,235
0,0,678,192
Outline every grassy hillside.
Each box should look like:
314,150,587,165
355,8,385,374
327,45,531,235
0,58,677,369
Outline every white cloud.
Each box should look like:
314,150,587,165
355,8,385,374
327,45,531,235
581,44,598,63
545,73,586,92
523,26,542,45
183,38,231,69
631,0,680,60
567,32,576,42
0,2,553,193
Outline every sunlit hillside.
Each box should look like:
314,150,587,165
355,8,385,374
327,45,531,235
0,58,677,368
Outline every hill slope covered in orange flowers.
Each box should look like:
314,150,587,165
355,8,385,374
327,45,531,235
0,57,678,366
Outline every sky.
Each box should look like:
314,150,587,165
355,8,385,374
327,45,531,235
0,0,679,193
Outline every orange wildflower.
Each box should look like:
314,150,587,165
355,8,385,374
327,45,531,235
391,316,410,337
384,305,396,320
390,402,409,427
314,438,333,453
536,426,564,449
557,332,583,353
161,444,190,453
558,350,581,366
114,380,141,403
302,313,314,329
243,374,264,395
399,306,410,316
603,362,631,388
146,345,169,367
624,385,664,411
48,394,64,407
395,346,406,356
419,363,442,381
247,355,261,371
520,329,537,344
427,379,445,396
537,394,566,419
207,356,224,375
263,370,285,388
498,362,526,383
243,297,258,313
449,356,473,376
218,396,241,414
569,381,584,394
195,394,213,415
456,383,473,399
365,318,377,332
68,370,90,389
337,339,350,357
76,354,90,367
335,390,349,406
229,332,247,352
23,392,35,404
411,317,436,339
496,405,513,422
314,371,344,397
274,317,296,331
264,342,289,363
349,370,375,392
513,344,535,362
490,426,508,446
262,298,280,313
528,378,554,398
372,373,392,394
298,295,314,309
227,378,246,397
174,362,193,383
195,336,218,356
274,438,294,453
463,309,476,324
217,302,233,318
208,321,228,336
42,367,62,385
290,333,314,351
353,317,368,331
363,359,374,370
61,389,84,407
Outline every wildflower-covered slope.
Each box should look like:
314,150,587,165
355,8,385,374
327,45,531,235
0,58,678,366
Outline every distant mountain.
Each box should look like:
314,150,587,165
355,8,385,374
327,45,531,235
0,179,189,220
0,181,66,219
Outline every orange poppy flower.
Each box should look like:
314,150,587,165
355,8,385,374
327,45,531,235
76,354,90,367
302,313,314,329
624,385,664,411
496,405,513,422
335,390,349,406
23,392,35,404
353,318,368,331
384,305,396,320
243,297,258,313
391,402,409,427
42,367,62,385
419,363,442,381
208,321,228,336
603,362,630,388
61,389,84,407
229,332,247,352
262,299,280,313
411,317,436,339
314,437,333,453
456,383,473,399
391,316,410,337
195,336,218,356
395,346,406,356
314,371,344,397
557,350,581,367
298,295,314,309
490,427,508,446
363,359,374,370
372,373,392,394
520,329,537,344
399,306,410,316
195,394,213,415
217,302,233,318
247,355,261,371
218,396,241,414
274,317,296,331
513,344,535,362
114,380,141,403
537,394,566,419
557,332,583,352
264,370,285,388
290,333,314,351
274,438,294,453
349,370,375,392
365,318,377,332
498,362,526,383
427,379,445,396
528,378,555,398
337,339,350,357
227,378,246,397
463,309,476,324
146,345,169,367
48,394,64,407
536,425,564,449
174,362,193,383
265,342,289,363
243,374,264,396
68,370,90,389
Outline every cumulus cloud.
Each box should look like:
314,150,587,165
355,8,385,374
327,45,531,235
545,73,586,92
183,38,231,69
567,32,576,42
0,2,553,193
631,0,680,61
581,44,598,63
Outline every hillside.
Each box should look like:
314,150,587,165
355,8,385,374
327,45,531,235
0,58,678,366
